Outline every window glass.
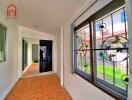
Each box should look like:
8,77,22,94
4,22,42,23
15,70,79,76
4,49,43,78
103,15,112,37
95,8,128,91
113,9,125,36
0,24,6,62
95,20,102,49
75,25,91,74
74,5,128,99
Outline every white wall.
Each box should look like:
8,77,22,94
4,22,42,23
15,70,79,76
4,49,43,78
0,0,19,99
18,26,58,77
27,40,32,66
56,31,61,78
126,0,132,99
63,0,115,100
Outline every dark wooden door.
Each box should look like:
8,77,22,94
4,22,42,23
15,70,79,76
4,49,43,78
39,40,52,72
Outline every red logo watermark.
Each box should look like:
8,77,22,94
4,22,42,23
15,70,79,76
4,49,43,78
6,3,17,19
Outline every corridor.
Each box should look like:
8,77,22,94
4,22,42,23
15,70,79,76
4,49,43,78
6,74,72,100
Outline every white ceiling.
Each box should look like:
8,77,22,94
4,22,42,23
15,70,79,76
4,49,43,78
18,0,88,34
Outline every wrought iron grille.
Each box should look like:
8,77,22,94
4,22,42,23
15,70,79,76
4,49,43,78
94,7,128,91
74,24,91,75
74,6,129,93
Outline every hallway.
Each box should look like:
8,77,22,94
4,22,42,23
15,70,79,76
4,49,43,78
5,74,72,100
23,64,39,77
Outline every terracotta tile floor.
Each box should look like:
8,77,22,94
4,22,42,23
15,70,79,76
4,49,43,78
23,64,39,77
5,74,72,100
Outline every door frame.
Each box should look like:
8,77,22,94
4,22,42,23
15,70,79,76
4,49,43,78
39,40,53,73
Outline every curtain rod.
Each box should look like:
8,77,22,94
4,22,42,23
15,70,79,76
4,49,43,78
73,0,98,23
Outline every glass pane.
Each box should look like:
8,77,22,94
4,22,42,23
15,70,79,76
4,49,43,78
96,51,104,80
95,8,128,90
95,21,104,80
75,30,85,50
115,60,127,90
84,26,90,74
74,25,91,74
0,25,6,61
113,9,125,36
112,9,128,90
104,60,114,84
103,15,112,38
84,26,90,46
95,20,102,49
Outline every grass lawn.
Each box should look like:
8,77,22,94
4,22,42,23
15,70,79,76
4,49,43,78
79,60,127,90
80,64,127,90
97,65,126,89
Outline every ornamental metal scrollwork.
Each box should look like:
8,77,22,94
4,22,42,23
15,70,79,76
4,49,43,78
78,43,88,58
101,36,128,62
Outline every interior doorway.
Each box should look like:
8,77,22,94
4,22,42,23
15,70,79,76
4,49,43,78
22,38,53,77
22,39,28,71
22,37,39,77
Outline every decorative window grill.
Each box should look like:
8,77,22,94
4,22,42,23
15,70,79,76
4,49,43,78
74,6,128,99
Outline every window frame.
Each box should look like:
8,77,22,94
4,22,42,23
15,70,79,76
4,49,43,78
0,23,7,62
73,0,128,100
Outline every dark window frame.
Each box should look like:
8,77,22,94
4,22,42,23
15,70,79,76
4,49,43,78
73,0,128,100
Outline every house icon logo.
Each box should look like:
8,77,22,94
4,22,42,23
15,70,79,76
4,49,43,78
6,3,17,19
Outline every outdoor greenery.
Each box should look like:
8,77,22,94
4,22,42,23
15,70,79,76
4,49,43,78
97,65,127,89
80,63,127,90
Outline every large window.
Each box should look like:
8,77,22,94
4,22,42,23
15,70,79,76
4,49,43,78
0,24,6,62
73,1,128,99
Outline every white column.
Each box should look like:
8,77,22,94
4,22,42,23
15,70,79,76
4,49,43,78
61,27,64,86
